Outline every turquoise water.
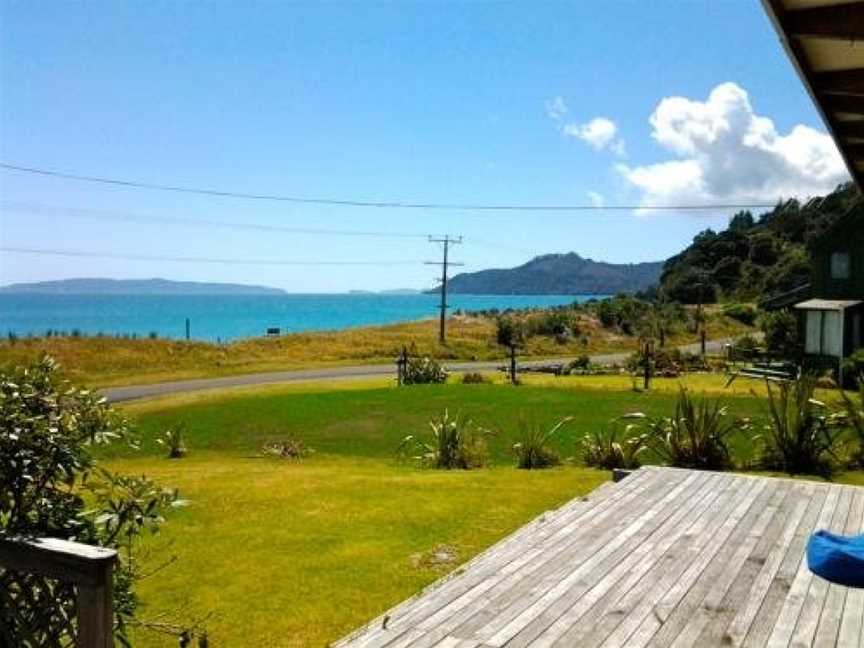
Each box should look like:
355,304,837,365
0,293,602,341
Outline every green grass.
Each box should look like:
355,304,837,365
103,376,857,646
112,380,766,463
115,454,606,647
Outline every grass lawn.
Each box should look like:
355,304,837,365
104,375,854,646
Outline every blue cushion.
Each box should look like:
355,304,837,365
807,530,864,588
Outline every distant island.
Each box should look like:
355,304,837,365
441,253,663,295
0,278,287,296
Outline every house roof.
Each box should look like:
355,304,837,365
794,297,862,309
762,0,864,188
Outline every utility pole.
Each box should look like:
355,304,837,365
425,235,463,344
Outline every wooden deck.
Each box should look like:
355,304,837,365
336,467,864,648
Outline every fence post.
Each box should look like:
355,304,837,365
396,346,408,386
0,536,118,648
77,558,115,648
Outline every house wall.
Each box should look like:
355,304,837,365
811,215,864,299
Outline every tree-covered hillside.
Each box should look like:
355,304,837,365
659,183,860,303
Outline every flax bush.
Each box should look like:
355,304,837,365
399,410,491,469
758,375,848,477
513,418,569,469
627,387,742,470
578,421,648,470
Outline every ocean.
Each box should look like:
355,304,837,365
0,293,602,342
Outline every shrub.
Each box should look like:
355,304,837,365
496,316,525,349
513,418,569,469
157,423,189,458
758,375,848,477
402,356,448,385
578,422,647,470
840,382,864,467
626,347,684,377
843,348,864,383
759,309,800,357
400,410,490,469
262,438,314,460
628,387,741,470
461,372,488,384
723,303,757,326
567,354,591,371
527,311,577,340
0,356,193,645
731,333,760,355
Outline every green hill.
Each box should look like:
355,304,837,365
658,183,860,303
444,253,663,295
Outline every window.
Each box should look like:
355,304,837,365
831,251,850,279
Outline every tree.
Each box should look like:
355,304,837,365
729,210,755,232
759,309,800,358
641,301,680,348
496,317,525,384
0,357,201,646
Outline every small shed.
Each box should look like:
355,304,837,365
794,299,863,383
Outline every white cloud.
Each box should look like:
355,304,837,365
564,117,618,150
545,96,568,121
618,82,849,208
587,191,605,207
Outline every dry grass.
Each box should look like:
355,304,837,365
0,309,752,387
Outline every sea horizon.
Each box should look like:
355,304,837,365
0,292,604,342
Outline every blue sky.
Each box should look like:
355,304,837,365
0,1,851,292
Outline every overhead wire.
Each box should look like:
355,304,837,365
0,246,421,266
0,163,781,211
0,201,433,239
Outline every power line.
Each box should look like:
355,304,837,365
0,246,421,266
0,201,431,239
0,163,780,211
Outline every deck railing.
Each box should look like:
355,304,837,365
0,535,117,647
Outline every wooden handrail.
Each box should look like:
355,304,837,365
0,535,117,648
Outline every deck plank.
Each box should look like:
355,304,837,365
625,478,782,648
335,468,864,648
508,473,740,648
544,472,758,648
763,482,843,647
836,485,864,648
716,482,818,647
497,472,731,648
814,487,864,648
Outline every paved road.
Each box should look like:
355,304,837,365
102,338,735,403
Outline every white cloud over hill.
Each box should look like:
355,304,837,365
618,82,849,207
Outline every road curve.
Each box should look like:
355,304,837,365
101,338,736,403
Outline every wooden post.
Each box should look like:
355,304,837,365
77,559,114,648
643,340,653,390
396,346,408,386
509,345,517,385
185,318,190,340
0,536,117,648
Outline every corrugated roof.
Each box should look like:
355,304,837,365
794,297,862,309
762,0,864,188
